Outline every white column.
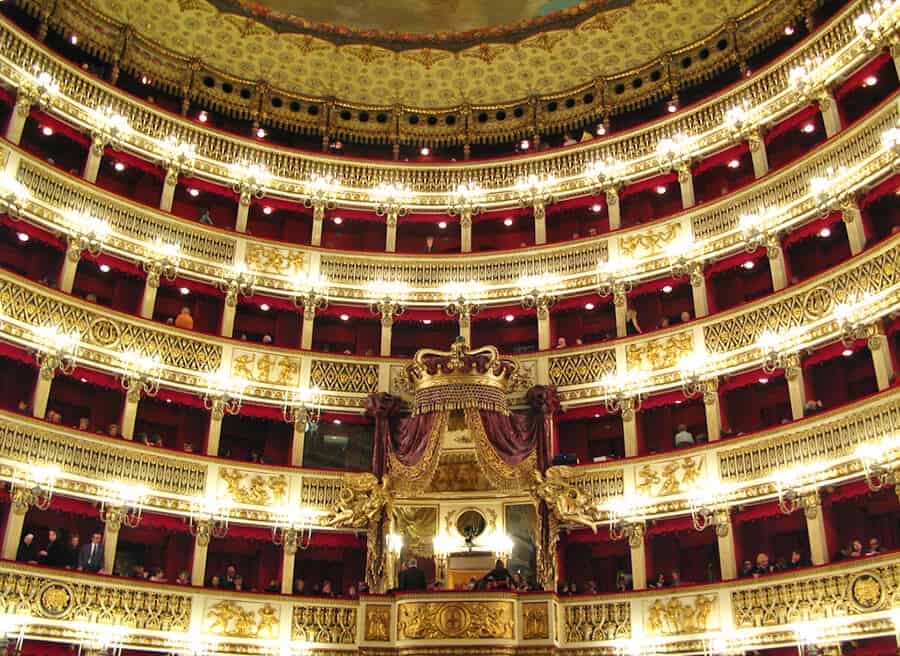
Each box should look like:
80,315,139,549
139,278,159,320
459,312,472,345
32,371,53,419
235,201,250,233
623,414,639,457
460,210,472,253
310,205,325,247
281,546,297,595
0,496,26,560
677,166,695,209
533,202,547,246
102,523,120,575
768,246,789,292
300,307,315,350
220,303,237,338
537,302,552,351
380,315,393,357
120,390,139,440
804,493,830,566
840,197,867,256
628,524,647,589
83,137,105,183
191,533,210,587
870,326,896,391
385,212,398,253
892,44,900,82
690,270,709,318
785,356,807,421
715,515,738,580
160,170,177,213
290,421,306,467
5,97,31,145
206,408,224,457
58,243,81,294
614,299,627,338
606,189,621,231
818,91,842,139
749,132,769,179
703,383,722,442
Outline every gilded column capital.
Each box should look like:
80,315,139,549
627,521,645,549
802,491,822,520
702,379,720,406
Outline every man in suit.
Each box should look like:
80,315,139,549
402,558,427,591
40,529,67,567
78,532,104,573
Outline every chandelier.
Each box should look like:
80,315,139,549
218,263,255,306
229,161,270,205
605,497,643,543
0,611,28,656
160,137,197,180
0,171,29,220
519,273,559,316
90,106,131,152
188,497,230,541
202,372,247,417
32,325,80,378
143,239,180,286
303,174,338,211
771,465,820,515
119,351,162,399
272,507,321,551
666,239,705,287
596,258,634,307
67,212,110,258
687,487,732,535
17,69,59,110
598,371,646,421
856,438,900,492
585,158,625,194
368,280,408,322
655,133,692,173
448,181,485,220
678,352,715,399
738,207,781,256
372,182,410,219
444,281,483,320
292,272,329,313
11,464,59,512
833,299,870,347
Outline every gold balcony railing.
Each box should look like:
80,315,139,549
0,554,898,654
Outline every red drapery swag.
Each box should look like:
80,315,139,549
366,385,559,478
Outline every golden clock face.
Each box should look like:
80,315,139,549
456,509,487,539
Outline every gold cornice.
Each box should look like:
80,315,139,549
0,0,878,192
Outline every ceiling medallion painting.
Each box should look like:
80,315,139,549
86,0,773,107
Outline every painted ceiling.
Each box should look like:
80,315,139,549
93,0,767,108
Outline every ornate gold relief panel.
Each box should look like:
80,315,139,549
619,223,681,259
246,244,304,276
646,595,717,635
549,349,616,387
626,331,693,372
428,452,495,493
310,359,379,394
397,601,515,640
0,566,191,630
292,605,357,643
232,349,301,387
219,468,288,507
206,599,279,638
522,602,551,640
636,456,704,497
563,602,631,642
365,604,392,642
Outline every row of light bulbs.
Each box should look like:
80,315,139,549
6,1,895,212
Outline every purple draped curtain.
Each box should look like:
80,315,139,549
367,385,560,478
366,393,434,478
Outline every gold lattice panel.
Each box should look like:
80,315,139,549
563,602,631,642
300,475,345,508
310,360,378,394
292,606,357,643
571,469,626,499
549,349,616,387
0,566,191,630
0,416,207,496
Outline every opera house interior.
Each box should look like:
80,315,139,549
0,0,897,654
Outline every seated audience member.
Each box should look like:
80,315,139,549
221,564,239,589
658,317,670,329
78,532,105,573
844,539,865,558
649,572,667,588
787,550,811,569
465,577,478,591
131,564,149,579
106,423,122,439
739,560,754,578
555,337,567,349
149,567,168,583
616,571,633,591
175,570,190,585
262,334,273,345
320,579,335,596
174,307,194,330
76,416,90,431
198,208,214,226
233,575,246,592
752,553,774,577
183,442,194,453
47,410,62,424
626,309,642,335
803,399,825,416
209,575,222,588
357,579,369,595
264,578,280,593
293,578,306,595
678,310,692,324
17,533,38,563
669,569,684,587
674,424,695,448
866,537,887,555
40,529,67,567
511,572,528,592
347,584,358,597
483,559,512,587
15,400,30,415
66,534,81,569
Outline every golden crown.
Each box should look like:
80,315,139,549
405,338,519,415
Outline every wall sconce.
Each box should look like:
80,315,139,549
599,371,646,421
386,532,404,556
519,274,559,317
666,239,705,288
834,300,871,347
292,271,329,314
99,481,147,529
369,280,408,324
605,497,645,547
772,465,820,516
303,174,338,213
67,211,110,258
90,106,131,153
119,351,162,400
32,325,80,378
143,239,180,288
678,352,717,400
448,181,485,224
515,174,556,209
78,624,127,656
282,385,322,427
856,438,900,492
272,506,320,552
160,137,197,181
229,161,270,206
0,612,28,656
218,263,255,307
757,330,801,377
585,158,625,194
372,182,410,221
739,207,781,256
688,487,732,535
11,464,59,512
787,58,824,103
596,258,634,307
17,69,59,111
202,372,247,417
486,532,515,561
444,281,483,322
655,133,692,173
188,496,230,543
0,171,30,220
809,167,850,215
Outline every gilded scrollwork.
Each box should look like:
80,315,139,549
397,601,515,640
619,223,681,258
326,472,390,529
647,596,716,635
232,350,301,387
292,605,357,644
245,244,304,276
365,605,392,642
563,601,631,642
626,331,693,372
533,467,606,530
206,600,279,638
219,468,288,507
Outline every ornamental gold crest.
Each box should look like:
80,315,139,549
37,582,73,618
849,572,885,612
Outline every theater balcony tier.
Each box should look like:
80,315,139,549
0,92,896,339
0,0,895,202
2,553,900,654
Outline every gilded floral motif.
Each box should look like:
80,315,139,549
219,468,288,506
